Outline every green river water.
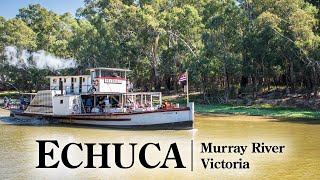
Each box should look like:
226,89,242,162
0,109,319,179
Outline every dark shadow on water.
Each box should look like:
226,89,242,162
270,117,320,125
195,112,320,125
0,116,193,132
196,112,237,117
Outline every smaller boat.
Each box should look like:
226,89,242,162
11,68,194,130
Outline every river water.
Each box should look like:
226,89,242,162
0,109,319,179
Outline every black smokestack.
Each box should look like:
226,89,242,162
59,80,63,95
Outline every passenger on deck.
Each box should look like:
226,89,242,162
98,98,103,106
20,96,26,109
135,102,140,108
103,97,111,112
96,103,103,112
127,81,134,92
8,97,13,109
86,98,92,112
103,97,110,107
130,82,133,92
112,73,118,77
3,96,8,109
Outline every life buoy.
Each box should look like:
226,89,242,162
90,86,96,92
73,104,79,112
165,102,172,108
161,103,167,109
93,79,99,86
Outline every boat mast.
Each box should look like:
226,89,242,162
186,69,189,104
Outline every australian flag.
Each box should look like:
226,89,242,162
178,73,187,84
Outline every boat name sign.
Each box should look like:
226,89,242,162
104,79,122,84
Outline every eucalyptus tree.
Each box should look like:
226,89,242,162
69,20,99,68
158,3,203,91
76,0,129,68
2,19,37,49
238,0,320,96
0,18,38,91
16,4,77,58
124,1,203,91
202,0,245,101
77,0,203,91
270,0,319,96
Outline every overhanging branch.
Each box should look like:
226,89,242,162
166,30,196,57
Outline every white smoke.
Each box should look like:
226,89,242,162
4,46,78,70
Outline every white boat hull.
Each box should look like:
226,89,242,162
62,109,192,129
11,103,194,130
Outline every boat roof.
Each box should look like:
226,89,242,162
21,93,37,95
46,75,91,78
82,92,126,95
80,92,162,96
124,92,162,96
88,67,131,72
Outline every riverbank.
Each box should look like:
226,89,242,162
0,91,19,98
195,104,320,124
195,104,320,118
164,94,320,121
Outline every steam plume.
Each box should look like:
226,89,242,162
4,46,78,70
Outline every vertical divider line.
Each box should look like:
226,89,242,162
191,139,194,172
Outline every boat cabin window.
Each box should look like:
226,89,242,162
74,78,77,83
99,70,118,77
64,78,67,83
95,70,100,77
101,70,108,77
60,100,63,104
92,69,125,79
102,71,121,77
83,78,85,82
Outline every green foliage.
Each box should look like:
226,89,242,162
1,0,320,98
2,19,36,49
196,104,320,119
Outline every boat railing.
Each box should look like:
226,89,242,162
50,85,92,94
3,100,28,110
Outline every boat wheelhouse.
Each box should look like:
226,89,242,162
11,67,194,130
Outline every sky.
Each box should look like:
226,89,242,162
0,0,85,19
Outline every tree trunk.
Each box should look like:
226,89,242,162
261,56,265,93
223,53,230,102
313,68,318,103
290,58,295,91
151,33,161,91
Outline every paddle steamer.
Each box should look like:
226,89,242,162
11,68,194,130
